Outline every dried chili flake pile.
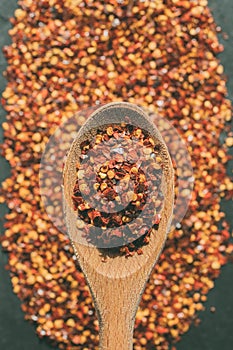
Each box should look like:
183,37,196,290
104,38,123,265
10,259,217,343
1,0,233,349
72,123,164,253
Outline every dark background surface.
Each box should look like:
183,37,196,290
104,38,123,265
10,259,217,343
0,1,232,349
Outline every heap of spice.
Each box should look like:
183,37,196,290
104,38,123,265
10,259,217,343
72,123,164,254
1,0,233,349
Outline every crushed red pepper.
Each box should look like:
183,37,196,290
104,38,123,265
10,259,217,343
72,123,164,253
1,0,233,349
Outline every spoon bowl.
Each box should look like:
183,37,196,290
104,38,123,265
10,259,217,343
63,102,174,349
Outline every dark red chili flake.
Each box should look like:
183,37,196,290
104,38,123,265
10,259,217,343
72,123,164,251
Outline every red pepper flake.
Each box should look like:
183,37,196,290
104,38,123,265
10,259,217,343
72,123,164,252
1,0,232,349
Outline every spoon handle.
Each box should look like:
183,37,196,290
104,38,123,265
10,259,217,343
99,308,134,350
89,277,143,350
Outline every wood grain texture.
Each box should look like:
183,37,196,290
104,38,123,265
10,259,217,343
63,102,174,349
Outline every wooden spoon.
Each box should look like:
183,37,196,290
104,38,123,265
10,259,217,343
63,102,174,350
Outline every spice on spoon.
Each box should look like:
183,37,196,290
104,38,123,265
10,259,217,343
72,122,164,256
